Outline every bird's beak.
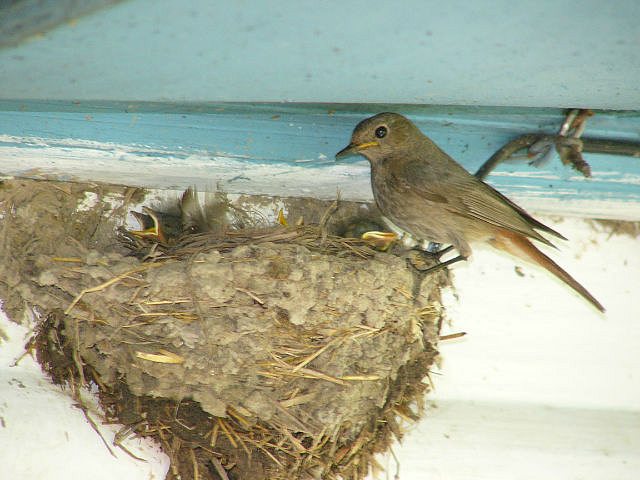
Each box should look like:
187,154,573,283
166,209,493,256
335,141,379,160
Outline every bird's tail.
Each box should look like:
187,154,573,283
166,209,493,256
491,230,605,313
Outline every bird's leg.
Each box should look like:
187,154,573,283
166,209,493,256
406,245,468,300
413,254,467,275
406,242,460,273
412,242,454,261
427,243,455,259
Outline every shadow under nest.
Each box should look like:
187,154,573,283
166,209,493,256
0,178,448,480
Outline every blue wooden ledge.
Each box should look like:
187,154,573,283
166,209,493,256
1,100,639,220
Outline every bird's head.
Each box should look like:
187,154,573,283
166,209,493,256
335,112,422,163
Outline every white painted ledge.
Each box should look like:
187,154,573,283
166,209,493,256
386,400,639,480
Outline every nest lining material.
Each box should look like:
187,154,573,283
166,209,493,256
0,178,446,480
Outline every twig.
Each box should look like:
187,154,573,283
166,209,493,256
209,420,220,447
319,195,340,242
190,448,199,480
475,134,640,180
114,424,147,462
279,393,316,408
439,332,467,341
217,419,238,448
474,134,539,180
235,287,265,306
65,263,162,315
296,367,346,385
211,457,230,480
73,397,116,457
390,446,401,480
292,338,340,372
11,344,34,367
72,317,86,386
280,427,307,453
340,374,380,381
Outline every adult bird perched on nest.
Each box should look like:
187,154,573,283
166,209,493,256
336,112,604,312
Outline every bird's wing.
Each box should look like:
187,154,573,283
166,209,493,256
400,158,563,246
477,181,566,240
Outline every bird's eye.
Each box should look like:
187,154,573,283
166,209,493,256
375,126,388,139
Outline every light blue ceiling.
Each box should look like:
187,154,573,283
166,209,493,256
0,0,638,109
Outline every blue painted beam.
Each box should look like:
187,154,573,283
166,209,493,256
0,0,639,109
1,101,639,220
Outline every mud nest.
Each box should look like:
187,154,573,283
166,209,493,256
0,178,447,480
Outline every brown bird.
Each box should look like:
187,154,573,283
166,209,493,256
336,112,604,312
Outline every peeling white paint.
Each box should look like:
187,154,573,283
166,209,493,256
76,191,99,212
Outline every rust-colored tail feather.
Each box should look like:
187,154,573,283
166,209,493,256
492,230,605,313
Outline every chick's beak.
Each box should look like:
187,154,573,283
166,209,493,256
335,141,379,160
